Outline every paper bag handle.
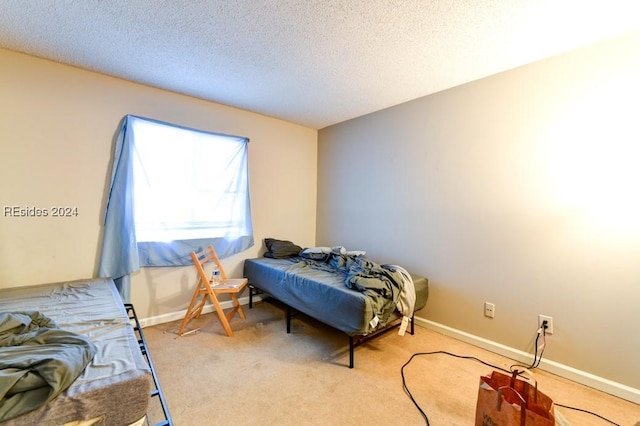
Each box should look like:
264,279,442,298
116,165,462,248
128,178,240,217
497,386,526,426
511,370,540,404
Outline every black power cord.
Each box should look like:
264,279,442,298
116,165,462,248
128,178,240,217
555,402,622,425
509,320,547,373
400,350,512,425
401,323,622,426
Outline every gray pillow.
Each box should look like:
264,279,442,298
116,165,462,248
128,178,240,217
263,238,303,258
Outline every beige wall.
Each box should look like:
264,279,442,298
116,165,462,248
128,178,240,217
318,32,640,393
0,48,317,319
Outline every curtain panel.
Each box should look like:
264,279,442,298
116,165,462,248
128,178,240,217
98,115,254,301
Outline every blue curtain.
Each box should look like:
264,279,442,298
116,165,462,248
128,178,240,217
98,115,254,301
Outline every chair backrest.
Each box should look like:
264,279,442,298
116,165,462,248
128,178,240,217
190,245,228,285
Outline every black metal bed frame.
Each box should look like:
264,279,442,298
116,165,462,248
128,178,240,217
249,285,415,368
125,304,173,426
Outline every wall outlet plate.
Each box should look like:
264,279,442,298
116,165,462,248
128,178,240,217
484,302,495,318
538,314,554,334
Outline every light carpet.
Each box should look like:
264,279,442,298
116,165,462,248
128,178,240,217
142,300,639,425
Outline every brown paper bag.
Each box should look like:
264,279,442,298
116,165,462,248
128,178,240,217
475,371,555,426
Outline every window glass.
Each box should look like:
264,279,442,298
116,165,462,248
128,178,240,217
130,118,251,243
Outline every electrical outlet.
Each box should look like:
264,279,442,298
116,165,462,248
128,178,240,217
538,315,553,334
484,302,495,318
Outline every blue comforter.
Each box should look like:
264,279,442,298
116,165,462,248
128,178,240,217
246,250,405,334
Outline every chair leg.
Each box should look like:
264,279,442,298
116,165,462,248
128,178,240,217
207,290,234,337
178,283,207,335
230,294,246,320
223,295,245,324
193,295,207,318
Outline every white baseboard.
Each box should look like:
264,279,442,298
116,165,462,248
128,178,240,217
138,294,264,329
414,317,640,404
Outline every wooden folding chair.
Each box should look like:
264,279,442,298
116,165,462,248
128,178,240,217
178,245,248,337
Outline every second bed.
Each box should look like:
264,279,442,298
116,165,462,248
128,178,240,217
244,249,428,367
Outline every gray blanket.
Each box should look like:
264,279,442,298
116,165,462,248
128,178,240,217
0,311,97,422
343,256,404,327
299,251,404,328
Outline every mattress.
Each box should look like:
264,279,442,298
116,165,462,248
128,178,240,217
244,257,428,336
0,278,152,426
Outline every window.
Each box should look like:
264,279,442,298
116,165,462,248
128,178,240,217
99,115,254,300
130,117,251,243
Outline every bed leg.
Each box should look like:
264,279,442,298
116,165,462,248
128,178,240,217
286,305,291,333
349,336,355,368
249,285,253,309
410,314,415,335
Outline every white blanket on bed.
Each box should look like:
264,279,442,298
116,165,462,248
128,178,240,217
382,264,416,335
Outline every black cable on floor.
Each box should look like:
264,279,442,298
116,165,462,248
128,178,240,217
400,350,512,425
555,403,621,426
401,349,621,426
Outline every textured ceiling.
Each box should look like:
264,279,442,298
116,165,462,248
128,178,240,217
1,1,640,129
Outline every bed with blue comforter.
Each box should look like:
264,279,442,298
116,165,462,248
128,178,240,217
243,239,429,367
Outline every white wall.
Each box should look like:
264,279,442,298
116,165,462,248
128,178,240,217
318,32,640,393
0,48,317,319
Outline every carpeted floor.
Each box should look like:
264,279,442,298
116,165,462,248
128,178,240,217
142,300,640,425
